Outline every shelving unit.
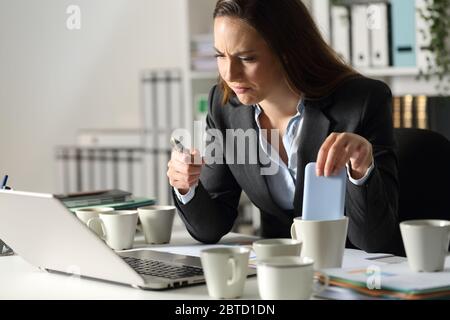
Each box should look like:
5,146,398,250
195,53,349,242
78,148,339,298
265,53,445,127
308,0,444,96
356,67,419,77
180,0,443,123
190,71,218,80
180,0,218,150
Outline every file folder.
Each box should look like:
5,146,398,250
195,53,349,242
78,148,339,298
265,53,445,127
67,197,155,212
351,5,370,68
368,3,390,67
390,0,417,67
331,5,351,63
324,255,450,300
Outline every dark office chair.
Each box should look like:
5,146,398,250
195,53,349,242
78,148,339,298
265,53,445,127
392,128,450,256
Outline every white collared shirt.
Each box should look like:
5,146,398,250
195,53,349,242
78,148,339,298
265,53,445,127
175,99,374,208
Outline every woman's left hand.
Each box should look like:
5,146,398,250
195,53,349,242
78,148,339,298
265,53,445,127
316,132,373,180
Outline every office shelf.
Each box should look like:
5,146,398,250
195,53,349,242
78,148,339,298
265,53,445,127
307,0,443,95
357,67,420,77
189,70,218,80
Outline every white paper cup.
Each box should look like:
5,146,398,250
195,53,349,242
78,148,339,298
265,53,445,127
252,238,302,260
400,219,450,272
137,205,176,244
257,256,329,300
291,216,348,269
87,210,138,250
75,207,114,237
200,247,250,299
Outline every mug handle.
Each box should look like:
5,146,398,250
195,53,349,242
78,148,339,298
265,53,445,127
312,271,329,296
242,244,254,256
447,230,450,257
290,223,297,240
87,217,106,240
227,257,239,286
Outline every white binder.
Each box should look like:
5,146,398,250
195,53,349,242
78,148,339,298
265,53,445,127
368,3,390,67
311,0,331,43
331,6,351,63
351,5,370,68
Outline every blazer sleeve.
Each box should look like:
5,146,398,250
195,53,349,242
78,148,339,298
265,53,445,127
345,81,400,253
172,85,242,244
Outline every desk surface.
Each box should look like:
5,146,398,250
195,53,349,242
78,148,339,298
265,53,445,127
0,227,389,300
0,228,262,300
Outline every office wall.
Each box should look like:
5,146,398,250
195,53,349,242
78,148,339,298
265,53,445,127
0,0,184,193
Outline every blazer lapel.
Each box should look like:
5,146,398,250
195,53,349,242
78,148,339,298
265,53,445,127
293,99,332,215
228,102,290,223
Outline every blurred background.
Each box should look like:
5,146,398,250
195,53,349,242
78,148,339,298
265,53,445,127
1,0,449,234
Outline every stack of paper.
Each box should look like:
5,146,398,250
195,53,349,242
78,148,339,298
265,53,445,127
57,189,132,208
191,34,217,72
323,255,450,299
67,197,155,213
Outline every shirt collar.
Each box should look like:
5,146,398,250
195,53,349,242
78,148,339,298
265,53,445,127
253,98,304,123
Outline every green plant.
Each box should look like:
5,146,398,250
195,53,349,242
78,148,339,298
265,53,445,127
417,0,450,94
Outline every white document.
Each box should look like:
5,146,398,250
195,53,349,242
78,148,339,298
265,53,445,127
341,248,397,269
351,5,370,68
331,6,351,63
144,243,257,260
325,255,450,293
368,3,389,67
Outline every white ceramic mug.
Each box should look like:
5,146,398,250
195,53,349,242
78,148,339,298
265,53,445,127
252,238,302,260
200,247,250,299
291,216,349,269
137,205,176,244
75,207,114,237
87,210,138,250
400,219,450,272
257,256,329,300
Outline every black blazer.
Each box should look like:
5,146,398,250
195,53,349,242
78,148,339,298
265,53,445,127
173,76,400,254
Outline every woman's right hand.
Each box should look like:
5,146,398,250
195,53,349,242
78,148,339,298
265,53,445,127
167,149,204,195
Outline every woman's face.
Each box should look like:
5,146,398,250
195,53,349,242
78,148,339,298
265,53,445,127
214,17,287,105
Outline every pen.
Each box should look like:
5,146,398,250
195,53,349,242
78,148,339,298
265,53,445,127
170,137,189,154
1,175,8,189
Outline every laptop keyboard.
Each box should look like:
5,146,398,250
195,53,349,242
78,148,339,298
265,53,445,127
122,256,203,279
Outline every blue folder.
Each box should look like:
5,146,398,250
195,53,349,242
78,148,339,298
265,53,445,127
390,0,417,67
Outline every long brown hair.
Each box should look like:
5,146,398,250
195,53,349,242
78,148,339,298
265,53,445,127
213,0,359,105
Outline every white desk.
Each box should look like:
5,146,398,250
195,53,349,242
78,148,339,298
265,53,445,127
0,227,390,300
0,228,262,300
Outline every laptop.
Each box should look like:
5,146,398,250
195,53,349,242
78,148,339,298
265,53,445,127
0,189,256,290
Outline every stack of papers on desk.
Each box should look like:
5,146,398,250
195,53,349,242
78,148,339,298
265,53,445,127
147,242,257,261
128,233,258,263
323,254,450,300
67,197,155,212
57,189,156,212
57,189,132,208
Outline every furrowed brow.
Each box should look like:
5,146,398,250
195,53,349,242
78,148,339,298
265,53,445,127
214,47,255,55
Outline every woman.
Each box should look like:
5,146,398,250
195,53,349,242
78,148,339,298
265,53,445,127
167,0,399,253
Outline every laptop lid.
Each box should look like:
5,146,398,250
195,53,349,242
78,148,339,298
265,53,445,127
0,189,145,287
